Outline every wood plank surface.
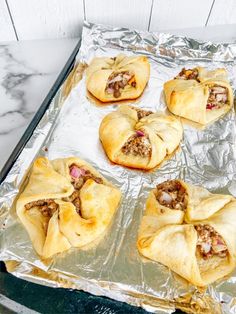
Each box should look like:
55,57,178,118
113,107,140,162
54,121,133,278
0,0,16,41
150,0,214,31
85,0,153,30
7,0,84,40
207,0,236,26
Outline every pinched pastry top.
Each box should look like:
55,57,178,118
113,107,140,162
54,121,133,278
99,105,183,170
16,157,121,259
164,67,234,125
86,54,150,102
138,180,236,286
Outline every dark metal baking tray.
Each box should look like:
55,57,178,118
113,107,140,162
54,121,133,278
0,35,185,314
0,37,184,314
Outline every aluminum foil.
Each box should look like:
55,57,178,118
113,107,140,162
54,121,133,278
1,21,236,314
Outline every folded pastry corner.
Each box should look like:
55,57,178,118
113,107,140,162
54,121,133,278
197,67,229,83
43,208,71,258
137,180,236,286
58,179,121,248
16,156,74,257
164,67,233,125
99,105,183,170
86,54,150,102
185,184,233,222
16,157,121,258
146,180,188,224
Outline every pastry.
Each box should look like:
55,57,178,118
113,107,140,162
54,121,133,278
86,54,150,102
99,105,183,170
164,67,233,125
137,179,236,286
16,157,121,258
145,180,189,225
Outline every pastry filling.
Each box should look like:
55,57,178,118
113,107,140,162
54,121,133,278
121,130,152,157
134,108,153,120
63,164,103,214
25,199,58,217
175,68,199,81
195,224,228,260
106,71,136,98
155,180,188,211
206,85,228,110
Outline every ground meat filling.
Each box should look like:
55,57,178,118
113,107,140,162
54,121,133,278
121,130,152,158
63,164,103,214
195,224,228,260
106,71,136,98
25,166,103,217
25,199,58,217
175,68,199,81
155,180,188,211
134,108,153,120
206,85,228,110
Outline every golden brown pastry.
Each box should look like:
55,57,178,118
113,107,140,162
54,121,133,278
137,179,236,286
86,54,150,102
99,105,183,170
145,180,188,225
16,157,121,258
164,67,233,125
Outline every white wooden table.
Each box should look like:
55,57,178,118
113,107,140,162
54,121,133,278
1,0,236,41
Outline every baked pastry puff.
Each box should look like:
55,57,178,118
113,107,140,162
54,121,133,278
86,54,150,102
16,157,121,258
137,179,236,286
164,67,233,125
99,105,183,170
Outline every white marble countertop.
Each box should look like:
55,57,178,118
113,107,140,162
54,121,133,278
0,38,78,170
1,25,236,172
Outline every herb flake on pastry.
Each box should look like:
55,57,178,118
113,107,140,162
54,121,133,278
86,54,150,102
16,157,121,259
164,67,233,125
99,105,183,170
137,180,236,286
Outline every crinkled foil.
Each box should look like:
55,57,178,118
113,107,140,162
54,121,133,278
1,21,236,314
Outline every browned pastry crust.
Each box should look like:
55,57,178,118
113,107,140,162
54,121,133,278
164,67,233,125
16,157,121,258
99,105,183,170
137,179,236,286
86,54,150,102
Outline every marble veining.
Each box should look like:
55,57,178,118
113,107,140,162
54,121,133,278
0,38,77,170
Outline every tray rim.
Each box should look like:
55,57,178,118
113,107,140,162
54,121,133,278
0,38,81,184
0,35,159,314
0,35,81,313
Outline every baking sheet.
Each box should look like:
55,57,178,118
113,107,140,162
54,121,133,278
1,21,236,313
